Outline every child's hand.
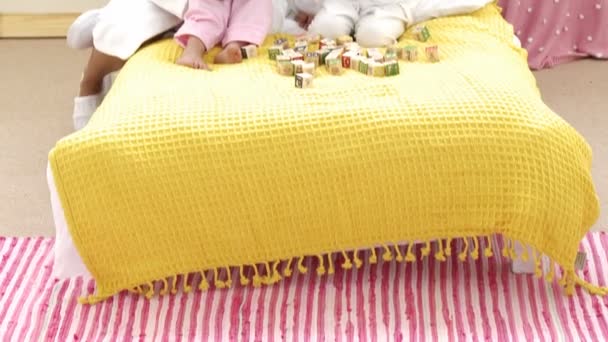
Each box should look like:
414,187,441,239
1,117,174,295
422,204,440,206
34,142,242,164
294,11,314,29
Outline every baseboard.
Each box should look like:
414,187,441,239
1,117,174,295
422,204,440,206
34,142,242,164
0,13,79,38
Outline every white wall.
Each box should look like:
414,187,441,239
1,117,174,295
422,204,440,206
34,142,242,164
0,0,108,13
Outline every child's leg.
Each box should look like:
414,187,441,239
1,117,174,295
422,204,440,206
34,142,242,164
355,3,408,47
307,0,358,39
80,48,125,96
175,0,230,69
215,0,273,64
73,0,182,130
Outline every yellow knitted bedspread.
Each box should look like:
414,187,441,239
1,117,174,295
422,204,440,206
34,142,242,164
49,4,604,303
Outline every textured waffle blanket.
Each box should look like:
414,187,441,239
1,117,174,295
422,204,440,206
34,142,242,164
49,5,604,303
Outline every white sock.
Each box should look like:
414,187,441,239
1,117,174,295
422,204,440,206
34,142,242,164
66,9,101,50
73,94,101,131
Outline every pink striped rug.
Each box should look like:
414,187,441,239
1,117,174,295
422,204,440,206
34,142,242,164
1,234,607,341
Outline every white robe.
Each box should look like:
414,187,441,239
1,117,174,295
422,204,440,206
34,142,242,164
307,0,494,47
93,0,310,59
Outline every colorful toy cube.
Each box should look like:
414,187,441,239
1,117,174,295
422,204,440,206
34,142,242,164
414,26,431,42
341,51,357,68
404,46,418,61
307,34,321,52
336,35,354,46
241,44,258,58
290,52,304,61
277,59,294,76
326,58,343,75
318,49,331,65
350,55,363,71
302,62,316,75
305,52,320,67
295,73,313,88
384,61,400,76
425,45,439,62
359,59,369,74
268,45,283,60
320,38,336,49
366,48,384,62
385,45,398,55
274,38,290,49
384,52,398,62
292,60,305,74
368,62,385,77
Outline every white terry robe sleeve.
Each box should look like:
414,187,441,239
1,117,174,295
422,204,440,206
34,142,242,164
93,0,183,59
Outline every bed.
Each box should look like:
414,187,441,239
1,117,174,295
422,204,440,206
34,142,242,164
49,4,607,302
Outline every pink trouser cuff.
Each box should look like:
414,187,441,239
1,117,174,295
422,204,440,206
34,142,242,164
222,24,269,47
174,20,221,50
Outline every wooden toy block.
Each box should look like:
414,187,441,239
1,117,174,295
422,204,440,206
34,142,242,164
341,51,358,68
358,58,369,74
396,47,405,59
307,35,321,52
277,59,294,76
385,45,398,55
326,58,343,75
325,48,344,63
320,38,336,48
295,73,314,88
425,45,439,62
350,55,363,71
404,46,418,61
368,62,385,77
384,52,398,62
414,25,431,42
274,38,290,49
276,55,290,63
307,34,321,43
268,45,283,60
282,49,304,61
292,60,306,74
302,62,316,75
366,48,384,62
319,48,331,65
305,52,321,67
294,41,308,53
241,44,258,58
336,35,354,46
291,52,304,61
384,61,400,76
344,42,360,52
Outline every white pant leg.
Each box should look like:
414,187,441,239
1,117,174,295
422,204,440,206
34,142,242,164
293,0,323,14
93,0,183,60
355,2,409,47
307,0,359,39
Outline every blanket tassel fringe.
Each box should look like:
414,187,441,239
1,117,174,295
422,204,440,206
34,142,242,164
80,235,608,304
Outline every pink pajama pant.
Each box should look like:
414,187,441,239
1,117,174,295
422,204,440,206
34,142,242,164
175,0,272,49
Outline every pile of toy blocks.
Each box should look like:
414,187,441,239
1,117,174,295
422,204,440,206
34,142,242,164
267,25,439,88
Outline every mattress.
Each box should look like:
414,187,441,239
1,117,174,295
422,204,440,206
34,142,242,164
49,33,607,281
49,116,608,280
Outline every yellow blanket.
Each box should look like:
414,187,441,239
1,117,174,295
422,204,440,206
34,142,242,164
50,4,605,303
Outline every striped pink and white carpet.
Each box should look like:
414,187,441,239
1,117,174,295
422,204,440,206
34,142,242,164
1,234,607,341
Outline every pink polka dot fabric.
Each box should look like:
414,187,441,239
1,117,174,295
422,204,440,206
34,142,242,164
499,0,608,69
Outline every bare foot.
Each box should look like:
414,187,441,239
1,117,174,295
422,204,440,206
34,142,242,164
214,43,243,64
176,52,209,70
176,35,210,70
